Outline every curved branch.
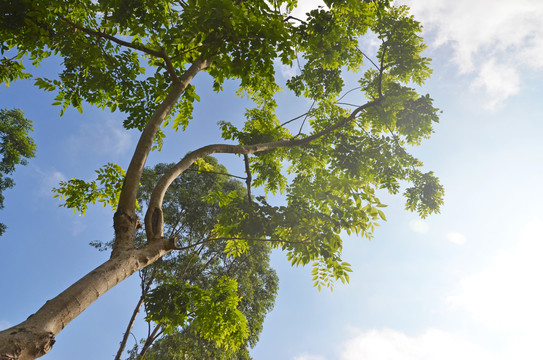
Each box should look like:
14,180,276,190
173,236,311,251
113,57,211,255
182,167,247,181
144,99,380,240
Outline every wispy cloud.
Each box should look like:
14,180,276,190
446,232,467,245
34,167,66,196
276,59,298,80
293,354,326,360
470,60,521,110
68,116,133,158
448,218,543,357
340,328,496,360
289,0,326,20
400,0,543,108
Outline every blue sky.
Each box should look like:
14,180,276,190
2,0,543,359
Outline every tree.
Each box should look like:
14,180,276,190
0,1,444,359
123,240,277,360
114,160,278,359
0,108,36,235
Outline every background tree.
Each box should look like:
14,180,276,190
113,160,278,359
0,1,444,358
0,108,36,236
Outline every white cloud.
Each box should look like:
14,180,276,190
276,1,326,79
470,60,520,110
446,231,467,245
409,219,429,234
34,168,66,196
68,116,133,157
276,59,298,80
71,216,87,236
289,0,326,20
448,218,543,357
400,0,543,107
340,328,496,360
293,354,326,360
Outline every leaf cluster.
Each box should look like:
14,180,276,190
0,108,36,235
125,161,278,358
53,163,126,215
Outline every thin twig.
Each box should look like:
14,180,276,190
378,40,387,98
337,86,362,102
279,111,309,128
59,16,163,58
337,102,361,107
183,167,247,181
356,47,380,70
296,100,316,137
284,15,307,24
171,44,203,60
58,16,180,82
173,236,312,251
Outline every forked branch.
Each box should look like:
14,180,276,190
113,58,211,255
144,99,381,240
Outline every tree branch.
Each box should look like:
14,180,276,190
113,58,211,256
356,47,380,71
160,48,180,83
144,98,380,240
295,100,315,137
138,323,164,359
284,15,307,24
59,16,163,58
113,270,155,360
183,167,247,181
59,16,182,82
279,111,309,128
114,283,150,360
173,236,311,251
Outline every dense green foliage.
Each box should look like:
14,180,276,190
0,108,36,235
121,160,278,359
1,0,443,288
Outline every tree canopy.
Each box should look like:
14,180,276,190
0,1,443,359
0,108,36,235
117,160,278,359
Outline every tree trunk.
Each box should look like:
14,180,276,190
0,239,173,360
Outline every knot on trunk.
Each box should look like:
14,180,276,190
113,210,140,234
144,207,164,241
111,210,140,257
0,326,55,360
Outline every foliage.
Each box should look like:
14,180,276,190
0,0,444,357
144,277,249,348
120,161,278,359
2,0,444,288
0,108,36,235
53,163,127,215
